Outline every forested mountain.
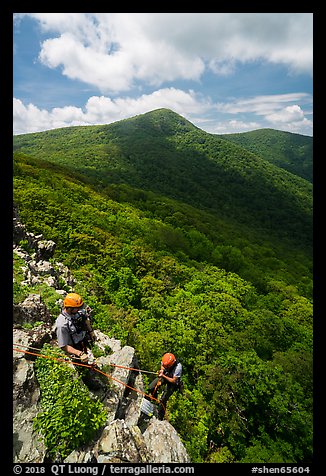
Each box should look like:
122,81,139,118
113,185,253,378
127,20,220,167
220,128,313,183
13,109,312,251
13,109,313,463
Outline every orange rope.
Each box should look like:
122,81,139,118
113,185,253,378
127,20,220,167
106,362,158,375
13,343,158,374
13,347,166,413
152,376,163,397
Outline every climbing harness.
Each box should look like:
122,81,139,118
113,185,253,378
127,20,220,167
13,344,166,414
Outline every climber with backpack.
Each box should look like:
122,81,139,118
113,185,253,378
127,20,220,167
147,353,183,420
55,292,96,363
54,292,107,391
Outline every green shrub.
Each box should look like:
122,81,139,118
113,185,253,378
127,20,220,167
33,344,107,460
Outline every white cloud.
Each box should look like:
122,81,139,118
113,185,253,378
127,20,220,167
215,93,313,135
265,104,305,123
13,98,90,134
209,120,261,134
265,105,313,135
216,93,311,115
16,13,313,94
39,33,134,92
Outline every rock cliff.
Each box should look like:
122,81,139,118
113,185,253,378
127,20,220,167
13,206,190,464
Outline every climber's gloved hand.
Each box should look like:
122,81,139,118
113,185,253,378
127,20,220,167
79,352,88,363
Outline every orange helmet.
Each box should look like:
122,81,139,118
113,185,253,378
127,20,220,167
162,353,176,369
64,293,84,308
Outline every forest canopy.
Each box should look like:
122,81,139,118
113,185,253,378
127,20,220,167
13,109,313,463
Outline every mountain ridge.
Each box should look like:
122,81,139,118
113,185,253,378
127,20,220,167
219,127,312,182
13,108,312,251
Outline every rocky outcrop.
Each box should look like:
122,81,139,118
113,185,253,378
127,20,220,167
13,294,52,326
65,419,150,463
64,417,189,463
13,205,56,261
13,326,190,464
143,419,190,463
13,326,50,463
13,206,190,464
13,205,75,292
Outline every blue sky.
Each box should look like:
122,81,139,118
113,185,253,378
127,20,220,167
13,13,313,136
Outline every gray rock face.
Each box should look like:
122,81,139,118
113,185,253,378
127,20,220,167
13,347,46,463
13,405,46,463
13,325,53,362
143,419,190,463
13,294,52,326
64,417,190,464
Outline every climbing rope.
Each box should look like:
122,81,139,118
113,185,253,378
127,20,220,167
13,343,158,374
13,345,166,414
